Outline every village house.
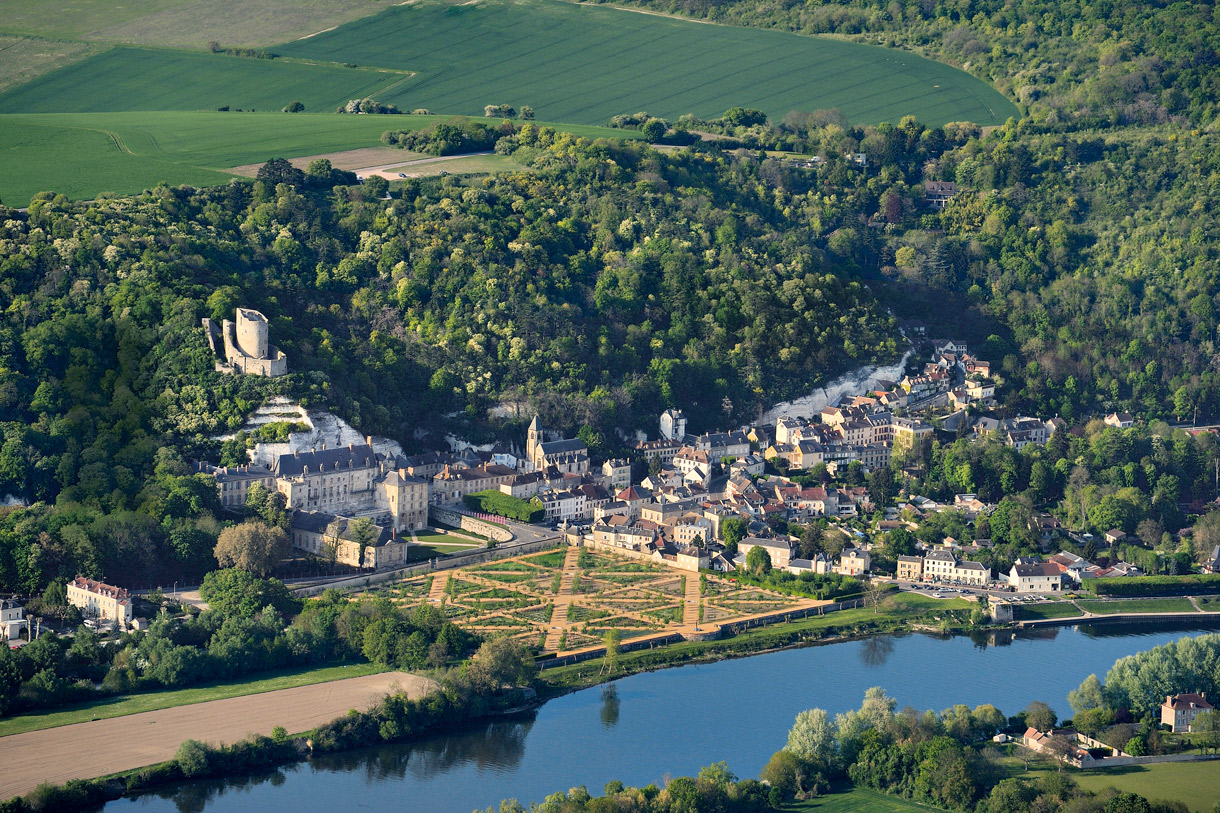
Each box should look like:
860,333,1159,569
729,454,767,477
739,536,793,569
674,546,708,572
539,489,588,524
601,458,632,492
1008,562,1064,593
1,599,27,641
1160,692,1213,733
787,553,832,576
896,555,923,581
431,463,516,505
499,471,544,500
1104,412,1135,429
692,431,752,461
591,520,657,552
916,549,991,585
835,547,871,576
660,408,688,442
633,438,683,465
67,577,133,626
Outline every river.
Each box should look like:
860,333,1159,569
107,620,1219,813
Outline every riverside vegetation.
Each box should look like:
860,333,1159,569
0,635,541,813
487,636,1220,813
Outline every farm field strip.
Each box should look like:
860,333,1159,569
0,111,627,203
0,47,400,114
0,671,434,803
0,0,1016,127
0,0,391,50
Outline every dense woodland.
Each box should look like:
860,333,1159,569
1,1,1219,596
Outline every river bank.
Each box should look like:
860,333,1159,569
538,596,978,697
99,621,1220,813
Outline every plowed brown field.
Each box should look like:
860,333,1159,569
0,671,434,801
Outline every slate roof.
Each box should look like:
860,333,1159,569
273,446,378,477
538,438,587,456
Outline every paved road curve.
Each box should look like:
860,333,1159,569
0,671,434,802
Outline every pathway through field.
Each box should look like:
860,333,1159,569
0,671,434,802
543,546,583,650
682,572,700,627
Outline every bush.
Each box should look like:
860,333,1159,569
383,120,507,156
462,490,544,523
176,739,210,777
1082,574,1220,596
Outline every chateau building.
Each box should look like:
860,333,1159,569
67,577,133,626
269,445,429,532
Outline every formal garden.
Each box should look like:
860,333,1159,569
358,547,821,654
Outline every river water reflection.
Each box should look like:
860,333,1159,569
108,620,1220,813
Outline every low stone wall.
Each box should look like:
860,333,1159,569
715,598,861,636
430,506,515,542
536,632,686,669
293,537,563,596
1082,752,1219,769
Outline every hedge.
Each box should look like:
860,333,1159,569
1081,573,1220,596
462,490,544,523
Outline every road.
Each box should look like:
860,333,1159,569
0,671,433,801
353,151,495,180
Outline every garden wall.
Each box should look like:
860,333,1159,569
430,506,515,542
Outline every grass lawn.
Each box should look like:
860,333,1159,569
408,542,484,561
1077,598,1198,615
1072,761,1220,812
784,787,947,812
541,603,952,691
413,531,482,547
887,592,976,611
0,111,630,203
1016,601,1084,620
0,661,385,738
1195,595,1220,612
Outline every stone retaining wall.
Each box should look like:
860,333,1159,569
293,537,563,596
536,632,687,669
430,506,515,542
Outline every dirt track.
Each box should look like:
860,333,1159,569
0,671,434,801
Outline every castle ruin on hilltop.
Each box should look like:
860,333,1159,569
202,308,287,377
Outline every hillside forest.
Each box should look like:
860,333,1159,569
0,0,1219,594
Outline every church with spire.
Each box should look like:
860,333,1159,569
526,415,590,474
